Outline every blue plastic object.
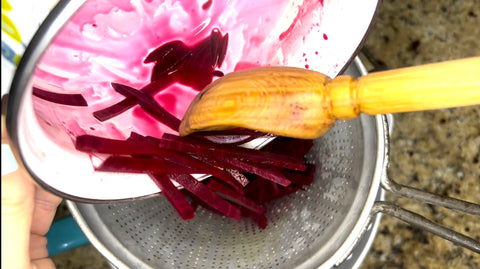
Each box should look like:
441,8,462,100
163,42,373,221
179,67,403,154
46,215,89,256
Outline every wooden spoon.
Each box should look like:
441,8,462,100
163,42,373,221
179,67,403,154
179,57,480,139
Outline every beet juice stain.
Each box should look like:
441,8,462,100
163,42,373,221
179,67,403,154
144,28,228,90
93,28,228,123
202,0,213,10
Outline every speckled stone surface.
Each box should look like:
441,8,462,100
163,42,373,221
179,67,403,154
52,0,480,268
359,0,480,268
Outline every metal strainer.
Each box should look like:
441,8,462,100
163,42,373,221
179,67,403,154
69,114,383,269
67,58,479,269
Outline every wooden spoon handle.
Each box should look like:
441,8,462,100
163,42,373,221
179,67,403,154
346,57,480,115
180,57,480,139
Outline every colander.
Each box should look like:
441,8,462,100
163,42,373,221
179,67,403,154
66,58,479,269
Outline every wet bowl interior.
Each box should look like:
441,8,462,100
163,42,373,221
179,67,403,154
6,0,380,201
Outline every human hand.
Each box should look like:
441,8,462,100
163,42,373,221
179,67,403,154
1,168,62,269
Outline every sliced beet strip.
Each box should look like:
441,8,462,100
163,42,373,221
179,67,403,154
149,174,195,220
75,135,164,155
158,136,292,185
240,207,267,229
195,155,242,171
212,70,224,77
164,153,244,194
96,154,241,182
186,188,267,229
213,157,291,187
281,164,316,186
209,29,222,67
160,134,306,171
207,179,264,215
144,40,189,64
96,156,192,174
110,82,180,131
261,136,314,159
176,30,226,90
92,97,133,122
225,169,249,187
78,133,244,193
93,72,179,122
126,131,150,141
185,191,225,216
32,87,88,106
244,176,300,204
216,33,228,68
170,174,241,221
79,133,244,193
196,154,290,186
147,41,191,82
196,157,253,187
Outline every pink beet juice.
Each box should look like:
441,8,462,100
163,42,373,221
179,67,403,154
32,0,326,142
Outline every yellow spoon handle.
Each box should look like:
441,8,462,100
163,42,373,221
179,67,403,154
180,57,480,139
330,57,480,119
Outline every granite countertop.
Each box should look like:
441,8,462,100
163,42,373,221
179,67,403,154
52,0,479,268
360,0,480,268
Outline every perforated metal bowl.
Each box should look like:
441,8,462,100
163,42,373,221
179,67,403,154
67,57,479,269
66,59,383,269
68,115,385,269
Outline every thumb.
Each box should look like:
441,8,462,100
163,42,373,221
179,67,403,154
1,169,35,269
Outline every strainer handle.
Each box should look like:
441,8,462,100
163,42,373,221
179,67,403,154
371,201,480,253
373,174,480,253
381,175,480,215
